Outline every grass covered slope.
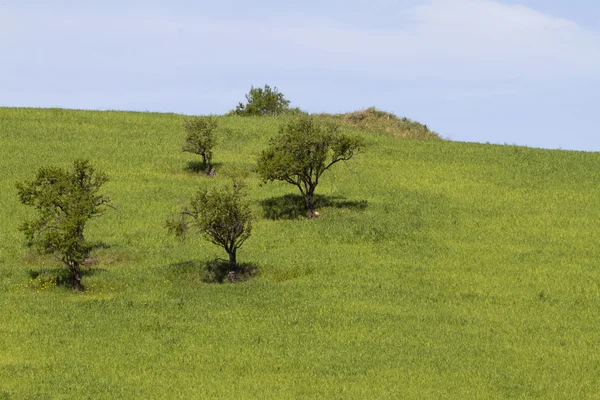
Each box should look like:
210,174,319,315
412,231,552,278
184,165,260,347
1,107,600,398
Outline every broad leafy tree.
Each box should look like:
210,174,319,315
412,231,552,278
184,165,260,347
16,160,111,290
183,116,217,173
234,85,290,116
167,181,253,280
257,116,363,218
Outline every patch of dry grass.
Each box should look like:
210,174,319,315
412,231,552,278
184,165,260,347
316,107,442,140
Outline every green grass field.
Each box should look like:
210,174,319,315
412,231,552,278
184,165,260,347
1,107,600,399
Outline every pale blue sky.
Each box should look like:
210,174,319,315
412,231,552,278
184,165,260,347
1,0,599,151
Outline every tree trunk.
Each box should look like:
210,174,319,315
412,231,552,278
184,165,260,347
71,262,83,291
228,249,238,282
305,188,316,218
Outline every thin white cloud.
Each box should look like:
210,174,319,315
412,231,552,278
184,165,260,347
2,1,600,85
398,0,600,80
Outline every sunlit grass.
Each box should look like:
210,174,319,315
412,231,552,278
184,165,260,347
1,107,600,398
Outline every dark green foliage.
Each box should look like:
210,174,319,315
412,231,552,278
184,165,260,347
257,116,364,218
167,181,253,279
182,116,217,173
234,85,290,116
16,160,111,290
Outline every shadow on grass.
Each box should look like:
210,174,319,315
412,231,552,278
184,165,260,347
26,266,106,289
90,240,111,250
169,258,259,284
260,193,368,220
184,161,223,175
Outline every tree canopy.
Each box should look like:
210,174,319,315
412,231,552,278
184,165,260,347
257,116,363,217
234,85,290,116
16,160,111,290
182,116,217,174
167,181,253,281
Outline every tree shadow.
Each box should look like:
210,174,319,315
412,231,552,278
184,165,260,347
89,240,111,250
184,161,223,175
260,194,368,220
26,266,106,288
169,259,259,284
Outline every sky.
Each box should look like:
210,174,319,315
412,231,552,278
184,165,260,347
1,0,599,151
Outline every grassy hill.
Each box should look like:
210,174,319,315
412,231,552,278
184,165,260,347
1,107,600,399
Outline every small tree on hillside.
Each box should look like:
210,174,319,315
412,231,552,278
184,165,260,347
167,181,253,281
257,116,363,218
183,116,217,174
234,85,290,116
16,160,112,291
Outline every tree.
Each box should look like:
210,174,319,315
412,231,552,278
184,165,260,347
257,116,363,218
183,116,217,174
234,84,290,116
16,160,111,290
167,181,253,281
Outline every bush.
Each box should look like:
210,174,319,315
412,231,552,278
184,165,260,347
167,181,253,281
182,116,217,174
257,116,364,218
234,85,290,116
16,160,112,290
